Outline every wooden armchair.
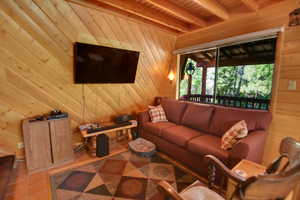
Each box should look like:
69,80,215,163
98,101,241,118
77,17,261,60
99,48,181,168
266,137,300,174
158,137,300,200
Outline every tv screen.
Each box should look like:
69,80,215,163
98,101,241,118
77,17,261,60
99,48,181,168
74,42,140,83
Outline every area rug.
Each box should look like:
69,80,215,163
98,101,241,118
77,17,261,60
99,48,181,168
50,151,198,200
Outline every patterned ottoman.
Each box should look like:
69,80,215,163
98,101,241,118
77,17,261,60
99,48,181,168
128,138,156,157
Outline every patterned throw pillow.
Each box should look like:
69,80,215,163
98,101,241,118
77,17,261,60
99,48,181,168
148,105,168,123
221,120,248,150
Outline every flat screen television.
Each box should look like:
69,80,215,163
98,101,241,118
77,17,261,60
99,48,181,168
74,42,140,83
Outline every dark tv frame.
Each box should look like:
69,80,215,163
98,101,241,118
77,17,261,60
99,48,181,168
73,42,140,84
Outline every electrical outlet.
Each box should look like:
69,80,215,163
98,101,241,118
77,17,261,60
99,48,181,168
288,80,297,90
17,142,24,149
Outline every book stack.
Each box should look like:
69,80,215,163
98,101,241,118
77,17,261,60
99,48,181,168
129,120,137,125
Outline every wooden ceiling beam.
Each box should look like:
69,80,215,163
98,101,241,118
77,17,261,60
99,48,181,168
220,56,275,66
190,55,215,67
241,0,259,11
189,55,202,63
193,0,229,20
220,49,231,58
204,52,213,59
144,0,207,27
82,0,191,33
66,0,181,34
66,0,190,33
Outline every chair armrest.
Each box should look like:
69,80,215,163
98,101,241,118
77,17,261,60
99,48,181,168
157,181,184,200
229,130,268,167
137,109,150,125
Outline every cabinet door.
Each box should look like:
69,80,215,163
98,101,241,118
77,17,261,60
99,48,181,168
23,121,52,171
49,118,74,164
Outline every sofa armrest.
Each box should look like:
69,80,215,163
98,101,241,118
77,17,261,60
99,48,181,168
229,130,268,168
137,109,150,125
0,154,15,200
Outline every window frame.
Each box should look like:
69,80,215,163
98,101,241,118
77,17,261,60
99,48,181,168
177,37,278,111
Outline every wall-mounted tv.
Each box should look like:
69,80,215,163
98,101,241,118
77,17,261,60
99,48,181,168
74,42,140,84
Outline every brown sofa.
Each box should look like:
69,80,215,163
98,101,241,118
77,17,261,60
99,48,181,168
0,154,15,200
138,97,272,178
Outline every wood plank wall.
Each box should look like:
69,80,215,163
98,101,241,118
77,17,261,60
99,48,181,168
0,0,176,158
175,0,299,164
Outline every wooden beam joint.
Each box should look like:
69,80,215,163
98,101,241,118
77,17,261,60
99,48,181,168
194,0,229,20
144,0,207,27
241,0,259,12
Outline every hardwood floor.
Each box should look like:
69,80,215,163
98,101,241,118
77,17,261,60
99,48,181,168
4,140,128,200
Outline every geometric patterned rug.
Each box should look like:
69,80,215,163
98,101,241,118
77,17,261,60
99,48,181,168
50,151,198,200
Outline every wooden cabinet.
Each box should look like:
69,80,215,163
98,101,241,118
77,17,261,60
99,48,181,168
22,117,74,172
22,121,52,171
49,118,73,164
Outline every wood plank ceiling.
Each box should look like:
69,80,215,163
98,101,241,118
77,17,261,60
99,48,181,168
66,0,287,35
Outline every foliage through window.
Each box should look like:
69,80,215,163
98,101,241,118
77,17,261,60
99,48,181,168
216,64,274,99
179,38,276,110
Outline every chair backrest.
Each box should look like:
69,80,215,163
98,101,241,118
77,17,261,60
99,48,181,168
279,137,300,170
266,137,300,173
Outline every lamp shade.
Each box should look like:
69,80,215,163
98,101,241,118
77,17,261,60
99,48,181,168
168,71,175,81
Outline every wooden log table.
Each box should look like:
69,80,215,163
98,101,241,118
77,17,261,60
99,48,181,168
80,122,137,156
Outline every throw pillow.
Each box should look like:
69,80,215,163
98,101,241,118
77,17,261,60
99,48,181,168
148,105,168,123
221,120,248,150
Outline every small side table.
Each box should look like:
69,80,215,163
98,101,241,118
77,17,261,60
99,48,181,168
227,159,296,200
226,159,266,199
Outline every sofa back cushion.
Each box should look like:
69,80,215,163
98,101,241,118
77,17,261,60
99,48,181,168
160,98,187,124
181,103,214,132
209,106,272,137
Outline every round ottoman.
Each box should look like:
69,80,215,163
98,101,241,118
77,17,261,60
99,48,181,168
128,138,156,157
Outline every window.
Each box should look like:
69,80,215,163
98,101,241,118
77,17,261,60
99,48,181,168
179,38,276,110
179,58,202,97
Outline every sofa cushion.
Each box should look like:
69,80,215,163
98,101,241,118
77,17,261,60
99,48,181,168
221,120,248,150
148,105,168,123
209,106,272,137
180,186,225,200
181,103,214,132
143,122,177,137
161,126,203,148
187,135,229,162
161,98,187,124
